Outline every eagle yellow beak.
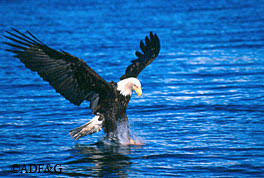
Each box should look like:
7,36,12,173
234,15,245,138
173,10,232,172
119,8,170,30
133,86,142,96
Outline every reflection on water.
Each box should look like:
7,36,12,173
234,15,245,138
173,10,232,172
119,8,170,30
65,141,135,177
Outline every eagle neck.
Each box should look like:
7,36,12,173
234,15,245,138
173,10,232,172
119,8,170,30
117,77,139,96
117,78,135,96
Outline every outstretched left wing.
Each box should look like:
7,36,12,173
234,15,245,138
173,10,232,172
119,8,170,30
120,32,160,80
4,28,112,106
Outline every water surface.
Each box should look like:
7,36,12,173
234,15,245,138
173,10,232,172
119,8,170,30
0,0,264,177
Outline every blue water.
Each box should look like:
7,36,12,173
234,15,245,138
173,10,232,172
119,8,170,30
1,0,264,177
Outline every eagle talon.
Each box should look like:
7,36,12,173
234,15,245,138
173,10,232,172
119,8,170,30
127,138,144,145
129,138,135,145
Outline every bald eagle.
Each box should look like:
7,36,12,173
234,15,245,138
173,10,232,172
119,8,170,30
4,28,160,145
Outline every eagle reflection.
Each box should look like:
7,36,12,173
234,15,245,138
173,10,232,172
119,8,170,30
65,141,141,177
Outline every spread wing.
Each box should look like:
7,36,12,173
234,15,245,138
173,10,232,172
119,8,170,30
4,28,112,106
120,32,160,80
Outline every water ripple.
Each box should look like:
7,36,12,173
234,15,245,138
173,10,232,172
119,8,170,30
1,0,264,177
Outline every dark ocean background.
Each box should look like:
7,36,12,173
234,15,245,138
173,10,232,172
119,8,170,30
0,0,264,177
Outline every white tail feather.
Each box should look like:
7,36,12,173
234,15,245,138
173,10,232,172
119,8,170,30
69,115,104,140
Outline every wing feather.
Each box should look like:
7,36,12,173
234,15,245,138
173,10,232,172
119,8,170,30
4,29,112,106
120,32,160,80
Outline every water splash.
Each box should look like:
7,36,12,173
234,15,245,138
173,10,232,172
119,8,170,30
117,122,144,145
117,121,130,145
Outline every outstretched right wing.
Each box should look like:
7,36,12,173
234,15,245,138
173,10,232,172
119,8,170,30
120,32,160,80
4,28,112,106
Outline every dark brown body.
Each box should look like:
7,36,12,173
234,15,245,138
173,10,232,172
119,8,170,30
95,82,131,139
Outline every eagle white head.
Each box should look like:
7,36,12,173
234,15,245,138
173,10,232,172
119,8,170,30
117,77,142,96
